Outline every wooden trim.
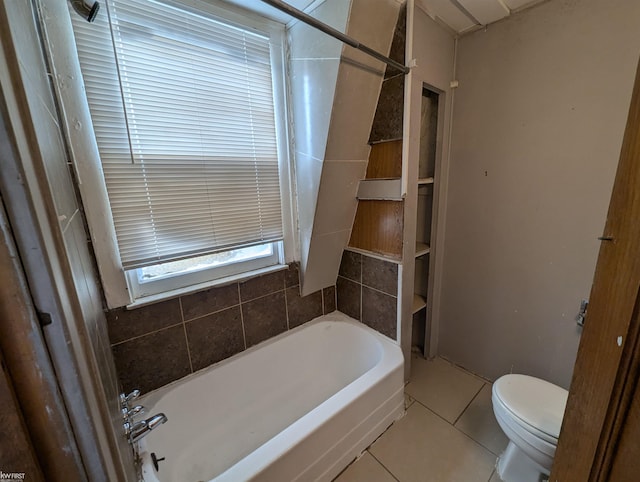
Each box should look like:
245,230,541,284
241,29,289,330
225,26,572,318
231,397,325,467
0,202,86,481
597,288,640,480
0,349,44,480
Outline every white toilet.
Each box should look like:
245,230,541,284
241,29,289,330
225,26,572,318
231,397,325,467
491,374,568,482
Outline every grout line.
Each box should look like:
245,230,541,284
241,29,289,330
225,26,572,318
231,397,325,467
410,391,502,458
110,321,184,346
179,298,194,373
283,277,290,330
321,288,325,315
455,428,501,462
453,382,485,426
238,286,287,305
410,397,456,426
183,302,241,324
359,255,363,321
238,284,247,350
182,286,289,326
360,283,398,299
368,451,400,482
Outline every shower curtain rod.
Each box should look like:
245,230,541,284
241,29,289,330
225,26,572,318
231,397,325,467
259,0,410,75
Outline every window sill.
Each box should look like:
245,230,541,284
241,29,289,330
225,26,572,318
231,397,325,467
125,264,289,310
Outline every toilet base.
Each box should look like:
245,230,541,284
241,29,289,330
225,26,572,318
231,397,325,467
496,441,550,482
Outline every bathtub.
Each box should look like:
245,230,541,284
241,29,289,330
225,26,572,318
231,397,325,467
137,311,404,482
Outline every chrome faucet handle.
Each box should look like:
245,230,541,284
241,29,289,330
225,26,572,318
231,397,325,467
128,404,145,416
122,404,145,420
120,389,140,407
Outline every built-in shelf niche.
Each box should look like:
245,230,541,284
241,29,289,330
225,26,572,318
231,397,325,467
412,86,439,352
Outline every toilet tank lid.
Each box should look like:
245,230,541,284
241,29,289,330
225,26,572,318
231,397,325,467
493,374,569,439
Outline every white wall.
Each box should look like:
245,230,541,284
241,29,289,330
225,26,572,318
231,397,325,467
438,0,640,388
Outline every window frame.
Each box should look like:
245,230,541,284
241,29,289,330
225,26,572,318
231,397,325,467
51,0,297,308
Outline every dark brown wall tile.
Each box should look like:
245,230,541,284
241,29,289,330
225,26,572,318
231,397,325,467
286,286,322,329
106,299,182,344
362,286,397,340
284,262,300,288
242,291,287,347
239,270,285,302
362,256,398,296
181,283,239,321
336,276,361,320
111,325,191,394
323,286,336,314
186,306,244,371
339,251,361,282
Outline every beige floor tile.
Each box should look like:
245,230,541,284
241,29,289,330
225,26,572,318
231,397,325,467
334,451,396,482
405,356,485,423
455,384,509,456
370,402,496,482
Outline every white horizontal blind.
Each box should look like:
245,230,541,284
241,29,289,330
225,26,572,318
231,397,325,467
70,0,283,269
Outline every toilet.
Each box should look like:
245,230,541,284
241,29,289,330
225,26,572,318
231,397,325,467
491,374,568,482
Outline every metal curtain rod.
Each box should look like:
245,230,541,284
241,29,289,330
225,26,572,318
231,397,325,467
259,0,410,75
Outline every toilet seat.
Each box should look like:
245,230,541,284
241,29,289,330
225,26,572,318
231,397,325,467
492,393,558,447
492,374,568,443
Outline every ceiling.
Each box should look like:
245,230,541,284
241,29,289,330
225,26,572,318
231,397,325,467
416,0,547,34
227,0,547,35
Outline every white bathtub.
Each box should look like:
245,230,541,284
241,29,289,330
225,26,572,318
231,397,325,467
137,312,404,482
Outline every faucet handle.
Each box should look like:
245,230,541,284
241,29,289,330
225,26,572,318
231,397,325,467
122,404,145,420
128,404,145,416
120,389,140,407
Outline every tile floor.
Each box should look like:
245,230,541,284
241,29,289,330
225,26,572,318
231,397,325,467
335,355,509,482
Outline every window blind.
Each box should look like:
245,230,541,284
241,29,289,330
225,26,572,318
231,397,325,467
70,0,284,269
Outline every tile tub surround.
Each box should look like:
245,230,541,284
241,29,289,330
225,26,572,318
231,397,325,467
336,250,398,340
107,264,336,394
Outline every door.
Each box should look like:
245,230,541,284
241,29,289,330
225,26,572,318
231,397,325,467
550,60,640,481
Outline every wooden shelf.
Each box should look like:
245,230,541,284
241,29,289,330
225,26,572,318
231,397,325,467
415,242,430,257
349,200,404,259
366,139,403,178
412,293,426,314
418,177,434,185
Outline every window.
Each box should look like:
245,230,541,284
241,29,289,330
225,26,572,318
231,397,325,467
69,0,294,304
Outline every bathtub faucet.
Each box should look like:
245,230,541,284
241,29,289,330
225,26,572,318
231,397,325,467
129,413,168,444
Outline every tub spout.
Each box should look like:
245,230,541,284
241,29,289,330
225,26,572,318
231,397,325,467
130,413,168,443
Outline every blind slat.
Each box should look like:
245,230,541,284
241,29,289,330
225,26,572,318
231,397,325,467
71,0,284,269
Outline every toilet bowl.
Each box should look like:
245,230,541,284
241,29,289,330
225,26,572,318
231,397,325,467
491,374,568,482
